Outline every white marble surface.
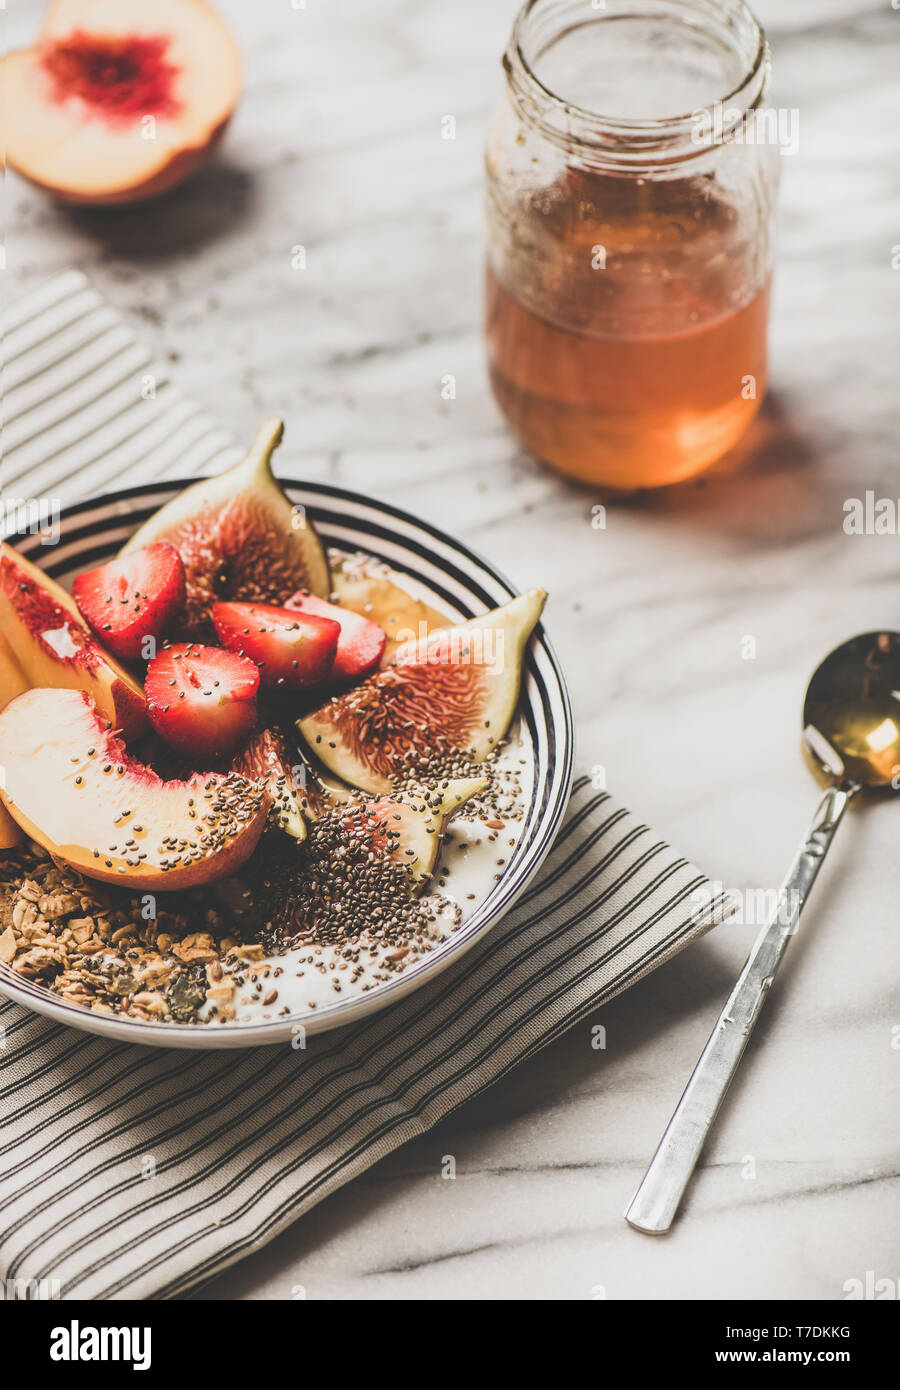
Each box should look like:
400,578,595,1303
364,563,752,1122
4,0,899,1300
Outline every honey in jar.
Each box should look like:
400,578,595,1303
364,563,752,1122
485,0,780,489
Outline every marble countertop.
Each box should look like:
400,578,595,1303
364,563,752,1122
5,0,899,1300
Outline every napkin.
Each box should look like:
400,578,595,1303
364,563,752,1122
0,273,732,1300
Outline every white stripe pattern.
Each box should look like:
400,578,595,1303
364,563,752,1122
1,270,241,509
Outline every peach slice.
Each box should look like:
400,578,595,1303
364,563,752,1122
0,631,29,711
0,634,30,849
0,0,241,205
0,805,22,853
331,571,452,664
0,688,270,891
0,543,147,740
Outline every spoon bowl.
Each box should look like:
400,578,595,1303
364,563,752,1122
803,630,900,789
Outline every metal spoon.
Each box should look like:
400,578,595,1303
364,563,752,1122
625,630,900,1234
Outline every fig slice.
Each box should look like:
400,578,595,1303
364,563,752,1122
0,687,270,891
0,633,30,849
298,590,547,794
231,728,306,842
0,0,241,205
121,419,331,640
0,541,147,741
345,778,488,886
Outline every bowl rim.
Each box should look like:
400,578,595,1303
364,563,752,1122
0,477,575,1048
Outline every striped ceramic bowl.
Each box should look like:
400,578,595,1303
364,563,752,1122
0,481,573,1047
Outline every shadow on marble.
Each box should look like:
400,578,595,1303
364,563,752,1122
54,157,258,263
192,933,741,1299
641,390,851,542
536,388,854,551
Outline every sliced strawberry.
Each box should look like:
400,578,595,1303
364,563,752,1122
145,643,259,757
284,591,387,682
72,542,186,662
211,601,340,689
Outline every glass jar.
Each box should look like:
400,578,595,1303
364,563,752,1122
485,0,780,489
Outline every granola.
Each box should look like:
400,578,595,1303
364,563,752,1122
0,840,254,1024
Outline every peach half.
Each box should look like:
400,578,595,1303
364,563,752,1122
0,0,241,204
0,542,147,740
0,688,270,891
0,634,30,849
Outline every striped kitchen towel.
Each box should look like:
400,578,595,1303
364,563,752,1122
0,272,733,1300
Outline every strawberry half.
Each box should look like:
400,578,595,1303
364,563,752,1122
284,591,387,681
145,643,259,757
211,601,340,689
72,542,186,662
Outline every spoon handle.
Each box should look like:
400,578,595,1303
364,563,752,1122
625,781,858,1234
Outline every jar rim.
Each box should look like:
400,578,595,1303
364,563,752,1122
504,0,771,168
